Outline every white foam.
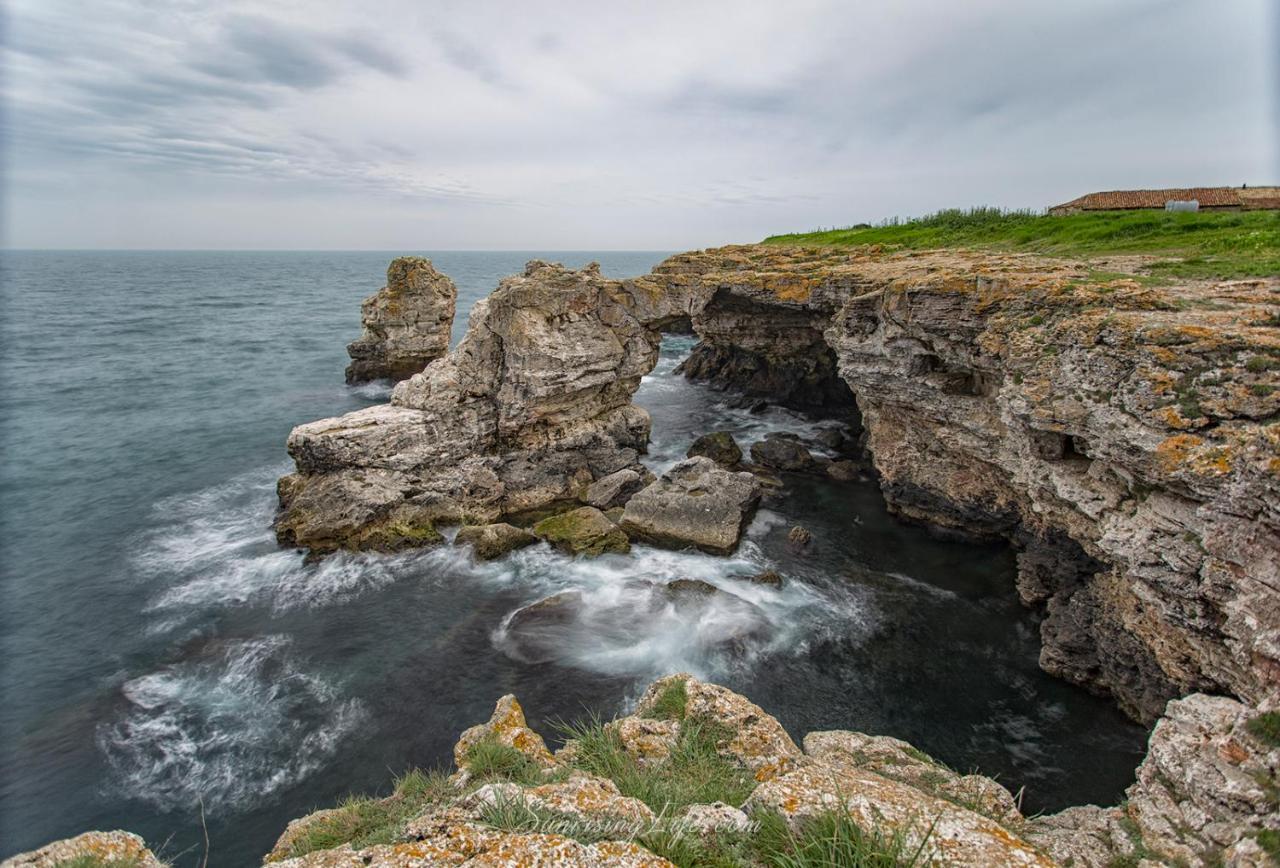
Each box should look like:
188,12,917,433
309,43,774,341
98,635,366,814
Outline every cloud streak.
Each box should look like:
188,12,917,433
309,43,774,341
3,0,1274,249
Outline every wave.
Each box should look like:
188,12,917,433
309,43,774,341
97,635,366,814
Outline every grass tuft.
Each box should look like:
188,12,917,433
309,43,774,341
557,714,756,813
646,680,689,722
1245,711,1280,748
465,737,547,785
269,768,456,861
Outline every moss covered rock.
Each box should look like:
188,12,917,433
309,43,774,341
532,507,630,556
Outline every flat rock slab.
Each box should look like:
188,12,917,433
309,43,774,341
620,457,761,555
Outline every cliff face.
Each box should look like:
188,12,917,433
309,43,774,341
649,246,1279,725
345,257,457,384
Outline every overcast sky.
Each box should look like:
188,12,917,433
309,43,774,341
3,0,1275,249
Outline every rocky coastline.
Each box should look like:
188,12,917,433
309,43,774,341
17,244,1277,866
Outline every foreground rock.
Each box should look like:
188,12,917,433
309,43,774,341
345,256,458,384
619,457,762,554
38,675,1279,866
1,831,164,867
453,522,537,560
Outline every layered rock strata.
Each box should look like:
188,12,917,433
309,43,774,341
345,256,458,384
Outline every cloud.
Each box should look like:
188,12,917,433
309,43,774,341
2,0,1274,249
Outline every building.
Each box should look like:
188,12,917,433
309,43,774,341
1048,186,1280,216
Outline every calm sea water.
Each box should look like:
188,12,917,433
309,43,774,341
0,251,1146,866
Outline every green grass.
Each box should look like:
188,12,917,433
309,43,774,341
1257,828,1280,861
478,793,933,868
1246,711,1280,748
557,715,757,813
269,768,456,860
645,679,689,721
764,208,1280,280
465,737,548,785
54,857,150,868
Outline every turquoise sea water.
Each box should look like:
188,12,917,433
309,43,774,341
0,251,1146,865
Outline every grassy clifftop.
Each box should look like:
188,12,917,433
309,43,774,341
763,208,1280,280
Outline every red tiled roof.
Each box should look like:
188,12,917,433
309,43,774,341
1052,187,1245,211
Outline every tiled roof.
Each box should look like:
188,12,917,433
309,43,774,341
1052,187,1246,211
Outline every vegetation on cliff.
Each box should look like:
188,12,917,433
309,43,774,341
764,208,1280,279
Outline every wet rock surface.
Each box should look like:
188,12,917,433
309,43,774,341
532,506,630,556
619,457,762,554
452,522,538,561
686,430,744,466
345,257,457,384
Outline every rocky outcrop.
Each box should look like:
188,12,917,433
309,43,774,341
619,457,762,554
1,831,164,867
277,261,667,554
644,245,1279,728
345,257,458,384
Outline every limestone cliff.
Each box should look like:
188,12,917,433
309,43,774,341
345,256,457,384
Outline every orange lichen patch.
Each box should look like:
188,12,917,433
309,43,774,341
2,831,163,868
1156,434,1206,471
526,774,654,824
764,273,814,303
452,694,556,772
1157,405,1197,431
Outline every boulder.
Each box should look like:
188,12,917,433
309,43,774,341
345,257,457,383
815,428,846,451
826,459,862,481
686,431,743,466
787,525,812,550
454,523,538,560
749,435,813,471
745,569,784,587
533,506,631,556
499,591,587,663
619,457,762,555
582,468,649,510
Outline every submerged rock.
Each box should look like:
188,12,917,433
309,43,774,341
749,434,814,471
619,457,762,555
786,524,812,550
345,256,457,384
533,506,630,556
453,522,537,560
687,431,743,466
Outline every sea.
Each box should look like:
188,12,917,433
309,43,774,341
0,250,1147,865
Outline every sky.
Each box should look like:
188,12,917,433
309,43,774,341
2,0,1276,250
